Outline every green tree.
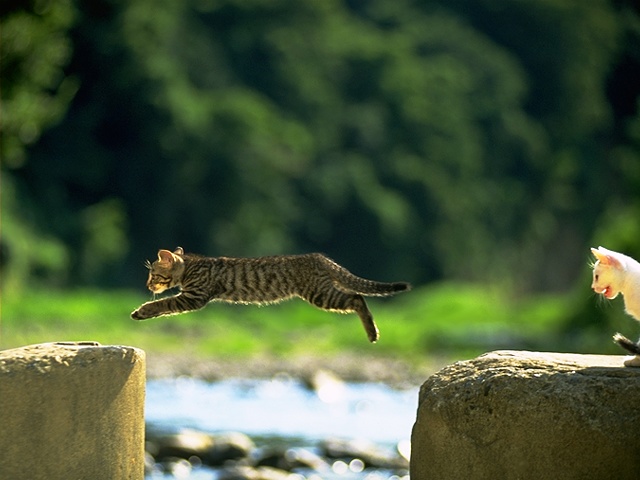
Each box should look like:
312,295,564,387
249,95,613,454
3,0,639,297
1,0,77,294
1,0,77,167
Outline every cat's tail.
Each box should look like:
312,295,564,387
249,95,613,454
613,333,640,355
336,273,412,297
317,254,411,296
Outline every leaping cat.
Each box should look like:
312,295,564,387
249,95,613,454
131,248,411,343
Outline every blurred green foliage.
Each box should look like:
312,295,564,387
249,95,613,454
1,0,639,332
1,0,78,167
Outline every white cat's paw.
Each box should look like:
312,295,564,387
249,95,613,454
623,355,640,368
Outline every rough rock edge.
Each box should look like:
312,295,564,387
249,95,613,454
0,341,144,373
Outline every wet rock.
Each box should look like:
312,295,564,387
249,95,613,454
320,437,409,470
144,451,156,474
256,447,330,472
203,431,256,466
218,465,295,480
283,447,331,471
160,457,193,477
148,429,255,466
151,429,214,461
411,350,640,480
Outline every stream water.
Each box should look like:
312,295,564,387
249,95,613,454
145,376,418,479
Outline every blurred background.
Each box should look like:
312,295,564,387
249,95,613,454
2,0,640,360
2,2,640,477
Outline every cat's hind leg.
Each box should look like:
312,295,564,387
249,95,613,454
348,294,379,343
307,289,379,343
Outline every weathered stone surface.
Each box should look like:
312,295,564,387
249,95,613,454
0,341,146,480
411,350,640,480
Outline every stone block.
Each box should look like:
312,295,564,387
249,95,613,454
0,342,146,480
411,350,640,480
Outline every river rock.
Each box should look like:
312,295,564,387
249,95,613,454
411,350,640,480
256,447,330,472
320,437,409,470
218,465,295,480
148,429,255,466
203,431,256,466
151,429,214,460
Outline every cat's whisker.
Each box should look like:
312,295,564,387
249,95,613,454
597,295,607,308
589,290,608,310
595,292,608,307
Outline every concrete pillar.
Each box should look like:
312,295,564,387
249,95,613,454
0,342,146,480
411,350,640,480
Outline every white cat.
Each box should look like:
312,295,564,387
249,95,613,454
591,246,640,366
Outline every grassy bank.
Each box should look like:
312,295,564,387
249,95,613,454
1,283,582,364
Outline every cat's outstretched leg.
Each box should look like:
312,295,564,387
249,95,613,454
132,293,207,320
613,333,640,367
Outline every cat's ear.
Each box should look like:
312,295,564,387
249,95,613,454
591,247,623,268
157,249,182,265
591,247,602,262
174,247,184,256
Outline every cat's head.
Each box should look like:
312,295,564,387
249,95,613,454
591,246,626,300
145,247,185,293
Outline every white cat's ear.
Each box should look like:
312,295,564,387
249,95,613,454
591,247,622,268
174,247,184,255
158,249,178,265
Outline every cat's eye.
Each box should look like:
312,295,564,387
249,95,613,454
595,274,599,281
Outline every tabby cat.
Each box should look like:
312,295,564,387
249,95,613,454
131,248,411,342
591,246,640,365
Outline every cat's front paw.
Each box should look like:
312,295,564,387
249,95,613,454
132,301,162,320
131,307,149,320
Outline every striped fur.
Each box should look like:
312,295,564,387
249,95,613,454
131,247,411,342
